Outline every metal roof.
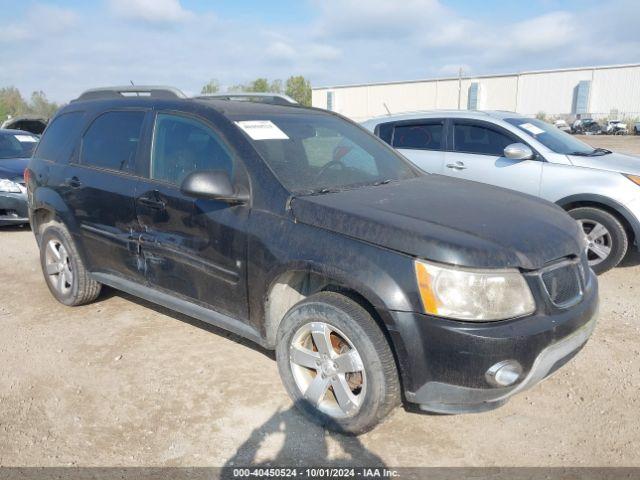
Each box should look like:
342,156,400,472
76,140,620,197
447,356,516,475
314,63,640,91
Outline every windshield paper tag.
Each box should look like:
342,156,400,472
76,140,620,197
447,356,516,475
234,120,289,140
519,123,545,136
15,134,38,142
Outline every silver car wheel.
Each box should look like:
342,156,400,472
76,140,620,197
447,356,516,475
44,239,73,295
289,321,366,419
578,219,612,266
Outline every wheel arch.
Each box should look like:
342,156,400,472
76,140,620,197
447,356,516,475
556,193,639,248
263,264,409,394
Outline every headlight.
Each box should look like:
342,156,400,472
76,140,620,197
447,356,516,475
625,174,640,187
0,179,21,193
414,259,535,321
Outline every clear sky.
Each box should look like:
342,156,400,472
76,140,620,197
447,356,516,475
0,0,637,102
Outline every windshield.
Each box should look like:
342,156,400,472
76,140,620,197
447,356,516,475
232,112,418,193
0,132,39,159
504,117,596,155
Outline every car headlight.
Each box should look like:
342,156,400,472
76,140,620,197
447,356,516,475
0,179,21,193
414,259,536,321
625,174,640,187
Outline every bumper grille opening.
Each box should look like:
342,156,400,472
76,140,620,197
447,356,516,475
541,262,582,307
0,209,20,218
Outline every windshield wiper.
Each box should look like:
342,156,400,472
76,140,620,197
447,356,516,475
569,148,612,157
591,148,612,156
372,179,393,186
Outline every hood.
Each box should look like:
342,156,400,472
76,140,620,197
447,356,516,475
568,151,640,175
291,176,582,270
0,157,29,181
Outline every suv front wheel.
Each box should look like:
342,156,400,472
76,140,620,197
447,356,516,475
568,207,628,274
276,292,400,434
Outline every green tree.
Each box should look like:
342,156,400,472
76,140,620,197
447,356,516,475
201,79,220,95
248,78,270,92
285,75,311,106
0,86,28,120
269,79,283,94
30,90,59,117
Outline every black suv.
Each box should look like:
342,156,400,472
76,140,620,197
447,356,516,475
26,86,598,434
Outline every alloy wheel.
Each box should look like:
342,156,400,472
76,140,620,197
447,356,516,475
44,239,73,295
289,322,366,419
578,219,612,267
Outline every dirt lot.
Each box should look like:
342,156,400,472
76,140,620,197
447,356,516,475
1,136,640,468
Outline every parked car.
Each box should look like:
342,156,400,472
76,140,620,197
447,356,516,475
363,110,640,274
554,119,571,133
0,129,38,226
604,120,628,135
27,87,597,434
1,115,48,135
633,122,640,135
571,118,602,135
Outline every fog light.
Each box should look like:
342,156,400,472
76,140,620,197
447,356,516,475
486,360,523,387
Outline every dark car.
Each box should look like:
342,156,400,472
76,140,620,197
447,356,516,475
26,86,598,434
0,128,38,226
571,118,602,135
1,115,48,135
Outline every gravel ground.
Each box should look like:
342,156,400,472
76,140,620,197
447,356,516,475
1,136,639,469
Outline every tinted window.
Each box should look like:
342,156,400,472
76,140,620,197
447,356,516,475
453,123,513,156
232,112,417,193
81,111,145,172
393,123,443,150
34,111,84,163
376,123,393,144
151,114,234,185
0,132,39,159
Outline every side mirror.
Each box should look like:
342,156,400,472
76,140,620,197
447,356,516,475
180,170,248,204
504,143,535,161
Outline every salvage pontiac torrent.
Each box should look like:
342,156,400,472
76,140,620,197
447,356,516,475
26,86,598,434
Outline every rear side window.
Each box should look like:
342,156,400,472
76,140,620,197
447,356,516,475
376,123,393,144
81,111,145,172
35,111,85,163
453,123,513,156
393,123,443,150
151,113,235,185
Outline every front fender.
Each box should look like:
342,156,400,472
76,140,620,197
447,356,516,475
556,193,640,247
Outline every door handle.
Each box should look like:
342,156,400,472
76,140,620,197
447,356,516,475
446,161,467,170
65,176,82,188
138,197,166,210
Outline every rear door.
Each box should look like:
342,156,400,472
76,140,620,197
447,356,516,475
63,109,147,281
134,111,250,320
444,119,543,196
379,119,446,173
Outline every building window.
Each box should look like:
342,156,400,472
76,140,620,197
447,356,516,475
468,82,480,110
575,80,591,115
326,91,334,111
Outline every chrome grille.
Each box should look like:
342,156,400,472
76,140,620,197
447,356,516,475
541,261,583,307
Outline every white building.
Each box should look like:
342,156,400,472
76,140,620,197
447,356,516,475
312,63,640,122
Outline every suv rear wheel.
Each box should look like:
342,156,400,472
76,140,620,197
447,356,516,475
40,223,102,306
568,207,628,274
276,292,400,434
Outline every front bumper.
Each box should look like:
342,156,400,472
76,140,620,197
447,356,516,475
382,269,598,414
0,190,29,226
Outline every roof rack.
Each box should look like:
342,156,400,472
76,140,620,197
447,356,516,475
74,86,187,102
195,92,298,105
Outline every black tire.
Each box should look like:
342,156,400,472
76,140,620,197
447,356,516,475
568,207,628,275
276,292,400,434
39,223,102,306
